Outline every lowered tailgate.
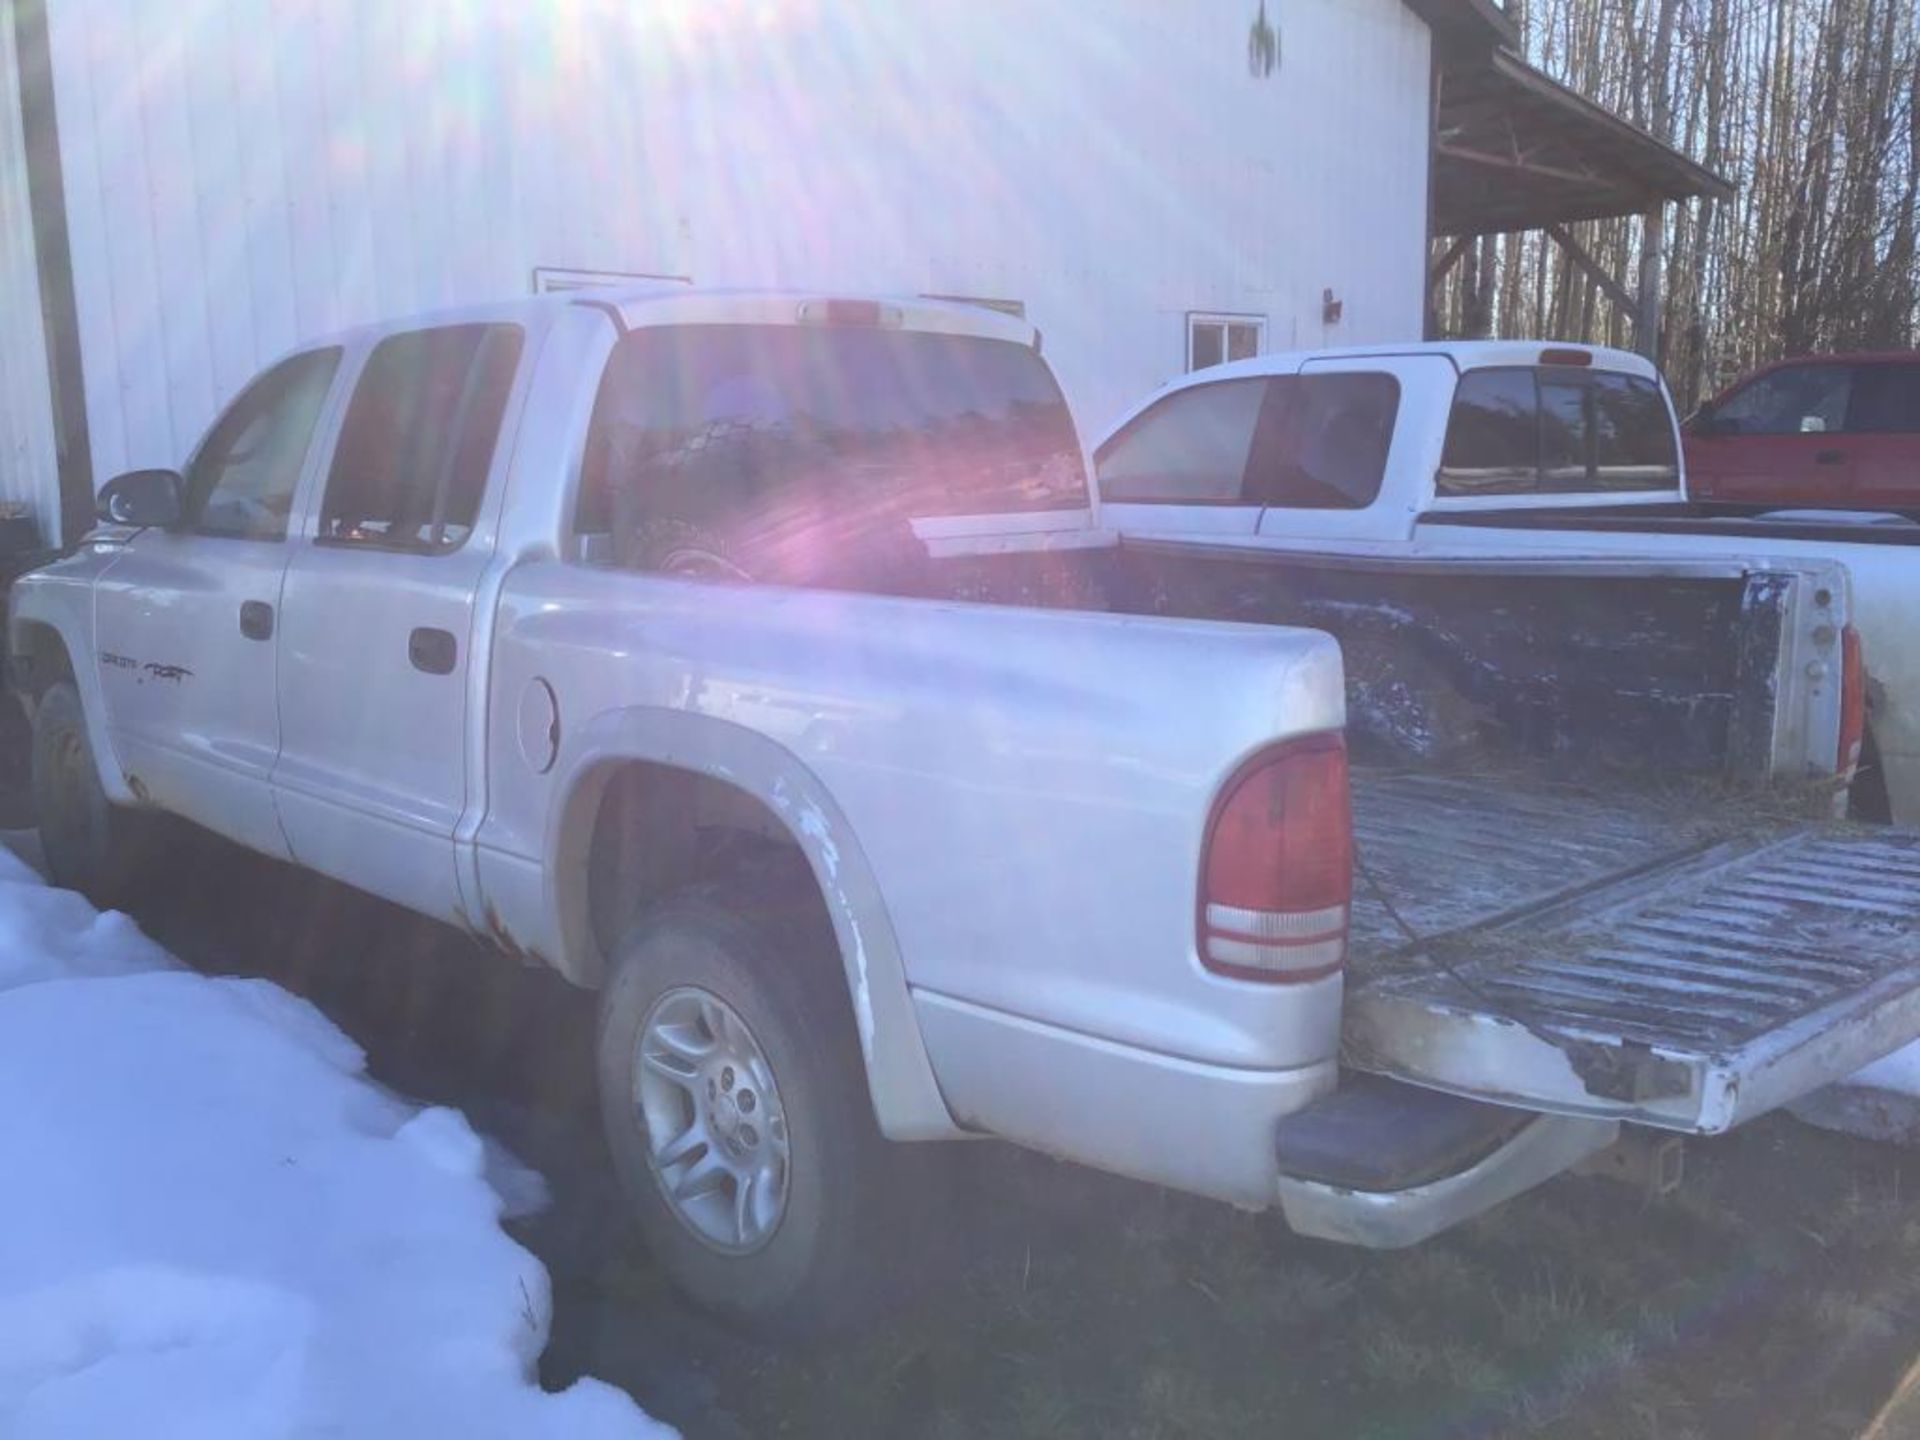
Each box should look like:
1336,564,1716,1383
1344,772,1920,1133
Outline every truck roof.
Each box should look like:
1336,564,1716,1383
1166,338,1660,388
299,286,1039,353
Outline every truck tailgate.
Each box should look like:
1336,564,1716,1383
1344,772,1920,1133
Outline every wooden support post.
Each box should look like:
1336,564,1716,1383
1544,224,1637,314
1636,202,1665,363
1430,234,1474,286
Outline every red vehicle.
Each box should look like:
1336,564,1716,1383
1685,352,1920,510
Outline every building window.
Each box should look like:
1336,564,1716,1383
532,266,691,294
1187,313,1264,372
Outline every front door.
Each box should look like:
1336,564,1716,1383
92,348,345,857
272,322,526,924
1687,360,1856,506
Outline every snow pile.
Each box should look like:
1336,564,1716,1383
0,846,672,1439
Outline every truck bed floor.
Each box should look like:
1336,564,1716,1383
1349,768,1707,962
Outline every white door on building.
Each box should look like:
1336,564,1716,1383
91,348,345,858
271,322,525,925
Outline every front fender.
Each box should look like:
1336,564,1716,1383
548,706,958,1142
9,566,136,806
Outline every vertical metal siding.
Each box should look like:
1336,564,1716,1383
0,11,59,532
46,0,1432,478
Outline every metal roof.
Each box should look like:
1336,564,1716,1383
1401,0,1518,48
1434,48,1735,236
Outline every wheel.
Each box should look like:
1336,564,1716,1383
596,885,896,1336
618,517,754,582
31,680,153,906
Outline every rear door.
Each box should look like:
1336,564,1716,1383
92,347,344,857
1843,361,1920,510
1687,361,1856,504
272,322,526,924
1342,772,1920,1133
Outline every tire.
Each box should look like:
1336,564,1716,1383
618,517,755,583
31,681,153,907
595,883,896,1337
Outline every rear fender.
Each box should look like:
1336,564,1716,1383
548,707,958,1141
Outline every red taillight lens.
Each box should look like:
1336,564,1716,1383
1200,734,1352,983
1839,624,1866,774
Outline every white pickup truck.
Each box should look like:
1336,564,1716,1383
13,298,1920,1335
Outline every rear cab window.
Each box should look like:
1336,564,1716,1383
1439,367,1678,496
575,322,1086,586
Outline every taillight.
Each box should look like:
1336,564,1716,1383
1199,734,1351,983
1839,624,1866,774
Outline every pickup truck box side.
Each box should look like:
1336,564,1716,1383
481,565,1347,1201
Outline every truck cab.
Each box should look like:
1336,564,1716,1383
1685,351,1920,512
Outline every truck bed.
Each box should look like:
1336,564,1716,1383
1347,767,1920,1132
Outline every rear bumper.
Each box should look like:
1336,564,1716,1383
913,989,1337,1209
1276,1112,1617,1248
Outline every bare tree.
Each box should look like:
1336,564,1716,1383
1433,0,1919,407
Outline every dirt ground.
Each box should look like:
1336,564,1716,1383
58,827,1920,1440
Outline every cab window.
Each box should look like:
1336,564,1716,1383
319,324,524,551
1098,373,1399,510
1712,363,1851,437
185,348,342,540
1097,380,1266,504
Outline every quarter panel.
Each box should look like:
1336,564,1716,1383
479,562,1348,1075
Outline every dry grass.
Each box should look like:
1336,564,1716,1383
609,1118,1920,1440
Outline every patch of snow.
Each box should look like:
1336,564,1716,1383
0,857,673,1439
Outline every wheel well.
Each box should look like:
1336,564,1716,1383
11,621,74,702
583,760,832,965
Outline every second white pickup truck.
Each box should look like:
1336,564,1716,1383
13,296,1920,1333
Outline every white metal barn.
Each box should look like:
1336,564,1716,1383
1,0,1715,546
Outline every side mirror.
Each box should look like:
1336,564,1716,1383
96,469,185,529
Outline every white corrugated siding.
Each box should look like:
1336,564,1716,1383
0,12,59,537
44,0,1430,478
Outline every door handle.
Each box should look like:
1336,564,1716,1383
409,626,458,675
239,600,274,641
1815,449,1847,465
